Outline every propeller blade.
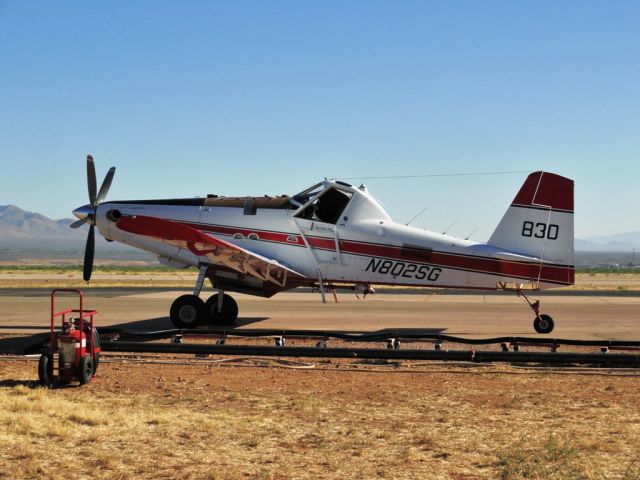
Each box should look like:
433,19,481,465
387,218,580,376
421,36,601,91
87,155,97,206
95,167,116,204
70,217,89,229
83,225,95,281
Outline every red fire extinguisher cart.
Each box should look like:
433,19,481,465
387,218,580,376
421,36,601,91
38,289,101,387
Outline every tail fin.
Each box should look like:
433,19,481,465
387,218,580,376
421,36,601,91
488,171,574,266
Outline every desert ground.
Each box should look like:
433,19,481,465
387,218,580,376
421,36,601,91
1,358,640,479
1,271,639,479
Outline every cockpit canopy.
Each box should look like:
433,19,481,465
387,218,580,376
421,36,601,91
291,180,391,225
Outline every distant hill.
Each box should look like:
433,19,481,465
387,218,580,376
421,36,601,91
0,205,127,250
576,231,640,252
0,205,79,241
2,204,638,254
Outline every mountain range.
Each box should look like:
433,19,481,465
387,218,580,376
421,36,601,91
0,205,124,250
574,232,640,252
1,204,639,252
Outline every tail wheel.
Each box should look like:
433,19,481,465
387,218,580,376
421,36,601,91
534,314,554,334
79,356,94,385
205,294,238,326
38,354,53,387
170,295,206,328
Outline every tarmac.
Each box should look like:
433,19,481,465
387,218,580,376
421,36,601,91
1,288,639,340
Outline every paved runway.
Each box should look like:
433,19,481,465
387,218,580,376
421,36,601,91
1,289,639,340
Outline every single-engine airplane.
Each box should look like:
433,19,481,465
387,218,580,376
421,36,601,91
72,156,574,334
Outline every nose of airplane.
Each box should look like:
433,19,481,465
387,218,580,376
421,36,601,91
72,204,94,222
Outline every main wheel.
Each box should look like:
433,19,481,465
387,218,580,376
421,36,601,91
79,356,94,385
38,354,53,387
204,294,239,326
170,295,206,328
534,314,554,334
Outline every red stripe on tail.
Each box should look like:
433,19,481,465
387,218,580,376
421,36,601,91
512,172,574,212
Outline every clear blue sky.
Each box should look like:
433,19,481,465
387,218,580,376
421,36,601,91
1,1,638,240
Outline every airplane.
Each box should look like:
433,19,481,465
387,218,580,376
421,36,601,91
71,156,574,334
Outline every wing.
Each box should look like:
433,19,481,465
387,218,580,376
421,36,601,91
116,215,307,287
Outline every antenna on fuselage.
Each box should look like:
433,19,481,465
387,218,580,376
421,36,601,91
405,207,429,226
464,226,479,240
442,218,458,235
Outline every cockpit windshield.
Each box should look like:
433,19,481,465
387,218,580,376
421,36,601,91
294,186,353,224
290,182,326,207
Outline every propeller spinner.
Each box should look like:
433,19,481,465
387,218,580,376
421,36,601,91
71,155,116,281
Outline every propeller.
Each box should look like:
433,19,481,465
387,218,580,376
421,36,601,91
71,155,116,281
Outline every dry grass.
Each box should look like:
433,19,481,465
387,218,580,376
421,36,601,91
0,267,198,289
1,360,640,479
497,434,625,480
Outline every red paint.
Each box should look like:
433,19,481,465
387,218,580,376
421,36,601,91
512,171,574,212
117,216,239,257
191,223,574,284
337,240,573,285
119,217,574,286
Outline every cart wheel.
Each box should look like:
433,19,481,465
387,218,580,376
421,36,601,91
93,352,100,374
75,321,101,373
38,354,53,387
92,327,101,373
79,356,94,385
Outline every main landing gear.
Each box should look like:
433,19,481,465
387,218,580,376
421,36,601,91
517,288,554,334
169,265,239,329
170,293,238,328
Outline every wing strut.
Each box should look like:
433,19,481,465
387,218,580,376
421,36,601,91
293,219,328,303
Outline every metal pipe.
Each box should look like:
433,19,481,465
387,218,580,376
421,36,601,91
101,341,640,367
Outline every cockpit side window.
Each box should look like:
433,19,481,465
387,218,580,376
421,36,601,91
295,187,353,224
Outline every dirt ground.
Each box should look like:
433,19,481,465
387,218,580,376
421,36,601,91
1,357,639,479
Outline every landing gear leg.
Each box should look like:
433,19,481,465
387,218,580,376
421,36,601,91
517,288,554,334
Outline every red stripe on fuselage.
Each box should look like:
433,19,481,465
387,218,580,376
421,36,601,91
336,240,573,285
181,221,574,285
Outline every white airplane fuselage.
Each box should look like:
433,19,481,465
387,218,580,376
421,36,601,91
93,179,574,294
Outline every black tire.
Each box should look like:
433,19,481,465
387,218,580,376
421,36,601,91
79,356,94,385
74,320,101,372
170,295,206,328
534,314,554,334
204,294,238,326
38,354,53,387
91,327,100,373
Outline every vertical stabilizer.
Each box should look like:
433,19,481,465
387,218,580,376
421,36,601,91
488,172,574,266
